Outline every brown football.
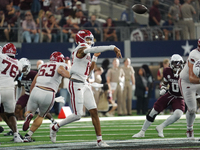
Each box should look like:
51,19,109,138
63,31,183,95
132,4,148,14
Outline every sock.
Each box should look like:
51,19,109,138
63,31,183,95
97,135,102,143
53,123,60,131
14,132,18,137
142,120,152,132
26,130,33,136
186,110,196,128
187,125,193,131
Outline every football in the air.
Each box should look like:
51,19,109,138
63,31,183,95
131,4,148,14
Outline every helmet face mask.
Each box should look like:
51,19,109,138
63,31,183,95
2,43,17,57
19,58,31,75
75,30,94,45
50,51,65,62
170,54,184,72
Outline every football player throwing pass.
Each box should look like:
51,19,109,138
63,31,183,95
50,29,122,147
132,54,185,138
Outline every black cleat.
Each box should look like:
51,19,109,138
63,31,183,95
4,130,13,136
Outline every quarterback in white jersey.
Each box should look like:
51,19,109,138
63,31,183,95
179,38,200,138
50,30,122,147
0,43,23,142
22,51,70,142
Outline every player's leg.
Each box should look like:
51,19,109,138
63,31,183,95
50,81,83,143
84,85,109,147
2,89,23,142
179,80,197,138
15,94,29,120
156,98,185,137
133,93,169,137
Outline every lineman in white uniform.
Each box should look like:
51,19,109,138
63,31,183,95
179,38,200,138
22,51,70,142
50,29,122,147
0,43,23,142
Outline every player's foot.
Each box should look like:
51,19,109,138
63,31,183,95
23,135,35,142
156,125,164,138
14,133,24,143
105,112,114,117
97,140,109,147
23,113,33,131
4,130,13,136
132,130,145,138
50,123,58,143
186,129,194,139
0,126,4,133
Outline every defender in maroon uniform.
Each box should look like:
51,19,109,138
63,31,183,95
132,54,185,138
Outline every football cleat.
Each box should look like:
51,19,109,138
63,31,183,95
23,135,35,142
156,125,164,138
132,130,145,138
186,130,194,139
23,113,33,131
14,134,24,143
50,123,58,143
96,140,109,147
0,126,4,133
4,130,13,136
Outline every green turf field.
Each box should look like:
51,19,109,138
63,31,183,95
0,115,200,148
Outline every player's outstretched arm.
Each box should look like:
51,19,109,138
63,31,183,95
57,66,70,78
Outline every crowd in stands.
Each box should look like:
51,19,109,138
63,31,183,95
0,0,199,43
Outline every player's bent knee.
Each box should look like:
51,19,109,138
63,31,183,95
73,114,81,121
146,108,158,122
188,108,196,114
173,109,183,119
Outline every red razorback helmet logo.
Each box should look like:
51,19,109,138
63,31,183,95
75,30,94,45
2,43,17,57
50,51,65,62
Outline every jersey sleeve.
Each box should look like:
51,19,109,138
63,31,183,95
188,51,196,64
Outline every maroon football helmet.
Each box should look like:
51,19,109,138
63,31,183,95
2,43,17,57
75,30,94,45
50,51,65,62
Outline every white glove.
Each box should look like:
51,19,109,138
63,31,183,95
54,96,65,103
160,89,166,96
132,85,135,91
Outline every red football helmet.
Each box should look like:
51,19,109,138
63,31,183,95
2,43,17,57
50,51,65,62
75,29,94,45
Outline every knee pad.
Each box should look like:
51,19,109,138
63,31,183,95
173,109,183,119
6,113,15,119
188,108,196,114
146,108,158,122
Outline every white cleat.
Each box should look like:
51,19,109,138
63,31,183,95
50,123,58,143
97,140,109,147
132,130,145,138
156,125,164,138
14,134,24,143
186,130,194,139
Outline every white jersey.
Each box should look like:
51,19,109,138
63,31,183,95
36,61,67,93
70,43,91,81
180,49,200,82
0,53,21,88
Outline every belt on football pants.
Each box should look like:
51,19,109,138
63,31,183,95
70,78,84,83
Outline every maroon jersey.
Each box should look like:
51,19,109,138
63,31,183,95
163,67,182,97
17,70,37,93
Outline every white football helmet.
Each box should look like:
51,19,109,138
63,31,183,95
193,59,200,78
170,54,184,72
19,58,31,75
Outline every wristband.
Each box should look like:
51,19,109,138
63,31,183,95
92,55,98,62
